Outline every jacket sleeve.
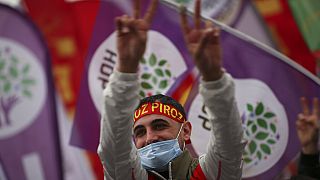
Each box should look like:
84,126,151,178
198,73,246,180
97,70,148,180
297,151,320,179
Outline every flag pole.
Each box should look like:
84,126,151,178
159,0,320,85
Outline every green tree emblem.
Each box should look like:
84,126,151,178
242,102,280,165
0,47,36,127
139,53,173,97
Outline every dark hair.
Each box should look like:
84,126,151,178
136,94,186,118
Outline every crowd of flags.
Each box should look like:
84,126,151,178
0,0,319,179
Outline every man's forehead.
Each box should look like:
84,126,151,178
133,114,177,128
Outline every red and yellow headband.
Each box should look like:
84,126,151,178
134,102,186,123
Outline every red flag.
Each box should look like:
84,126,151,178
252,0,317,74
23,0,103,179
23,0,99,115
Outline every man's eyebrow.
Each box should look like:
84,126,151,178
151,119,170,126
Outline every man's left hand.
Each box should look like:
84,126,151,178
180,0,223,81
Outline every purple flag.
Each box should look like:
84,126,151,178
70,0,192,151
70,0,245,151
184,31,320,179
70,0,320,179
176,2,320,179
0,4,63,180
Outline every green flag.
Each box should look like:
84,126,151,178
289,0,320,53
289,0,320,77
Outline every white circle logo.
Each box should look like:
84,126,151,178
0,38,47,139
88,31,187,113
188,78,288,177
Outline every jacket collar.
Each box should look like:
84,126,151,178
148,150,197,180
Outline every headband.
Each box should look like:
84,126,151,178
134,102,186,123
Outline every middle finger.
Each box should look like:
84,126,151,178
312,97,319,116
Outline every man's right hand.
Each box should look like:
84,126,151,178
115,0,158,73
296,97,319,154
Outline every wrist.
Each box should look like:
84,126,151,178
302,144,319,155
202,69,224,82
300,151,320,167
116,65,139,73
116,58,140,73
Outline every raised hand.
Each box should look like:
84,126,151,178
180,0,223,81
115,0,158,73
296,97,319,154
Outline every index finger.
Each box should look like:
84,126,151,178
300,97,310,115
194,0,201,29
180,6,190,35
143,0,158,24
133,0,141,19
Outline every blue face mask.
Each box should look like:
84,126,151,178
137,125,184,172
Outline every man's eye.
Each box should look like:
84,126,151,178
134,129,146,137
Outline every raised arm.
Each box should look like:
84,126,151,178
180,1,245,179
180,0,222,81
97,0,158,179
296,97,320,179
296,97,319,154
115,0,158,73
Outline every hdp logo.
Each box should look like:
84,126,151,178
88,31,187,112
242,102,280,169
187,79,288,178
235,79,288,177
139,53,173,97
0,48,35,126
0,38,46,139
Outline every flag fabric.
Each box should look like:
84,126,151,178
182,25,320,179
70,0,192,151
23,0,100,116
288,0,320,56
70,0,320,179
252,0,317,75
164,1,320,178
287,0,320,78
23,0,104,179
0,4,63,180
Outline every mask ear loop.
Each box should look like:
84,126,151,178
176,122,186,150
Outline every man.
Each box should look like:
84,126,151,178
295,97,320,179
97,0,245,179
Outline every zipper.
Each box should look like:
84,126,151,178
149,161,173,180
149,170,166,180
169,162,173,180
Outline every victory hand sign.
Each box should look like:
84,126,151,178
180,0,223,81
296,97,319,154
115,0,158,73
